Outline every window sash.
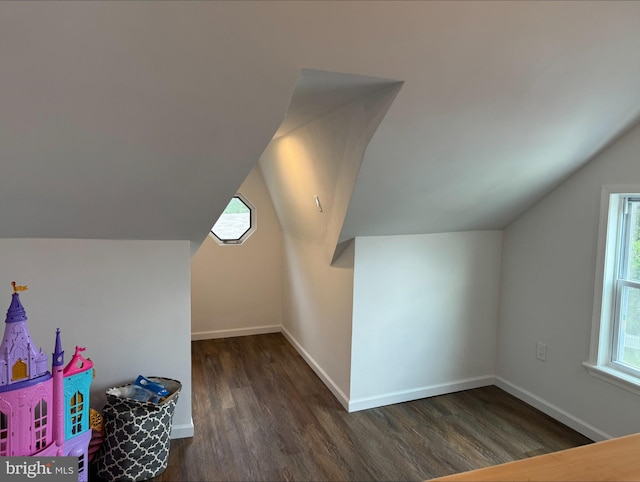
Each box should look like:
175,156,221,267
611,197,640,378
620,199,640,277
612,282,640,374
584,187,640,397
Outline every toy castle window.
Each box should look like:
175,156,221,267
34,399,48,451
70,447,86,478
70,392,84,435
0,411,8,456
12,359,27,381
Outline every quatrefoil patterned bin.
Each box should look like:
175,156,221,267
93,377,181,482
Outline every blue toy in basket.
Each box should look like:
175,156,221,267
132,375,170,403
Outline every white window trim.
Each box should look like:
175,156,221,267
584,184,640,396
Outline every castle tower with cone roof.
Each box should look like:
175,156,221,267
0,288,49,386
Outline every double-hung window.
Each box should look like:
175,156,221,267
611,197,640,374
586,188,640,393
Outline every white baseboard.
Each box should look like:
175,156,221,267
280,326,350,411
495,376,611,442
170,419,194,439
191,324,281,341
348,375,495,412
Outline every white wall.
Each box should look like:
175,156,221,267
259,85,400,406
497,121,640,441
191,164,283,339
279,235,356,406
351,232,502,411
0,239,193,438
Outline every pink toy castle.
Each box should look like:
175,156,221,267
0,282,93,482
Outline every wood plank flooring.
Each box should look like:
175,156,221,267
154,334,591,481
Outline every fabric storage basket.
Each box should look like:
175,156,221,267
93,377,181,482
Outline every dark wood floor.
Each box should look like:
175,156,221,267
156,334,591,481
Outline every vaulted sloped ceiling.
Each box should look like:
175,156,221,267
2,2,640,249
259,69,403,264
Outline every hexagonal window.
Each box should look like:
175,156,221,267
210,194,256,245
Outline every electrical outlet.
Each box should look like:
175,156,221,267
536,342,547,361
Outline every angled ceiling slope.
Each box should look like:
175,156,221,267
274,69,401,140
338,2,640,240
259,69,402,263
0,2,297,250
2,2,640,248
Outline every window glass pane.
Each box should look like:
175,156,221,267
628,201,640,282
618,286,640,371
211,197,251,241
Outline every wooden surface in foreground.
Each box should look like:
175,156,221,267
431,432,640,481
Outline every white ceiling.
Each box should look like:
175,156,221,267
273,68,399,139
2,2,640,248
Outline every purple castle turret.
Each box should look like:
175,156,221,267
53,328,65,455
0,285,49,385
0,283,93,482
53,328,64,367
